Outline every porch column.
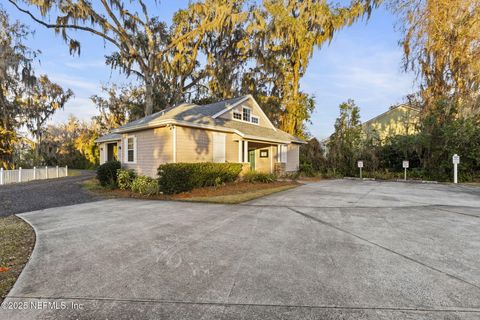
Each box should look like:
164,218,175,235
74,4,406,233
243,140,249,163
270,146,274,173
238,140,243,163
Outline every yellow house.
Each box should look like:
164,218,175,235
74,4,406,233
363,104,421,142
96,95,304,177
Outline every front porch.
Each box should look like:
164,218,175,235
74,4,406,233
237,140,286,174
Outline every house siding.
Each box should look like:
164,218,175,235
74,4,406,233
175,126,213,162
363,105,420,142
121,127,173,178
226,132,241,162
175,126,240,163
286,144,300,172
250,146,272,173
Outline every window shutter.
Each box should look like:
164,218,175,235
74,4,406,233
213,133,226,163
280,145,288,163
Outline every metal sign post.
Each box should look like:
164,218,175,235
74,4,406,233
402,160,409,181
452,154,460,184
357,161,363,179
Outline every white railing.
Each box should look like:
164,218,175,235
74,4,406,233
0,166,68,185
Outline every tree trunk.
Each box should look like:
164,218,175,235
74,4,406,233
144,77,154,116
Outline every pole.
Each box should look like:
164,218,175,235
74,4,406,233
0,168,3,185
19,167,22,183
454,163,458,184
56,165,59,178
404,168,407,181
66,165,68,177
360,167,362,179
45,166,48,179
33,166,36,180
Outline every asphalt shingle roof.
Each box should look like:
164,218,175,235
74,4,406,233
95,133,122,143
96,95,303,144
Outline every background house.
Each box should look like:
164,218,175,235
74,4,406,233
362,104,420,143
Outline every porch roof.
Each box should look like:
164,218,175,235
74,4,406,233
95,133,122,143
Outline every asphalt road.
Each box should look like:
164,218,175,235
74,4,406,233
2,180,480,319
0,170,100,217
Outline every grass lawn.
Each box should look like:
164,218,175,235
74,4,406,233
0,216,35,303
183,184,297,203
83,178,300,204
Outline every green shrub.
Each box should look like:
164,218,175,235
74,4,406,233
117,169,136,190
158,162,243,194
282,171,301,180
242,171,277,183
96,160,121,187
131,175,159,196
299,163,316,177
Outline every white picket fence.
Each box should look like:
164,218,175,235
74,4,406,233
0,166,68,185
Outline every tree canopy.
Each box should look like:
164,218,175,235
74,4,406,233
9,0,381,137
391,0,480,116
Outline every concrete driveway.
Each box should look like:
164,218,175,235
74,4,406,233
2,180,480,319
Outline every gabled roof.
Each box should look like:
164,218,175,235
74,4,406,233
96,95,304,144
114,95,251,132
362,103,421,126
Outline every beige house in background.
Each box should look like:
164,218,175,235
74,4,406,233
362,104,421,142
96,95,304,177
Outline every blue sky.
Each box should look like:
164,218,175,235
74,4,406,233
5,1,416,139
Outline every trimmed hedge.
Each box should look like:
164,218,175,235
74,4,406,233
158,162,243,194
242,171,277,183
96,160,121,187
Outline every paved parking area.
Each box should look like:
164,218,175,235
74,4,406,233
2,180,480,319
0,170,99,217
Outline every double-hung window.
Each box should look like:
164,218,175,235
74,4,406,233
125,136,136,163
242,107,251,122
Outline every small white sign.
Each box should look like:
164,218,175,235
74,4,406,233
357,161,364,168
403,160,409,169
453,154,460,164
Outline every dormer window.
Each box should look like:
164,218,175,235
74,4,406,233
232,107,260,125
242,107,251,122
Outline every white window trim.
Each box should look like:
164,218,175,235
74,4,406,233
124,136,137,164
231,106,260,126
242,106,251,122
279,144,288,163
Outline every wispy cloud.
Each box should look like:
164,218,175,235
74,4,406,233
47,73,101,93
64,59,106,70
